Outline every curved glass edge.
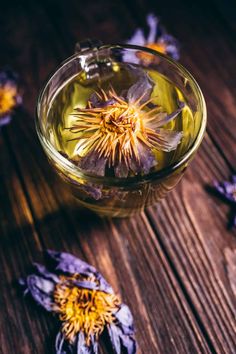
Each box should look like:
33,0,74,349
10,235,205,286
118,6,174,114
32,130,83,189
35,44,207,187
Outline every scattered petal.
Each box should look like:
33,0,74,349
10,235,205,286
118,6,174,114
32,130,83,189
124,13,180,64
213,175,236,228
0,68,22,127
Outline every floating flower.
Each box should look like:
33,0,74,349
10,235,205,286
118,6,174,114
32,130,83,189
20,250,136,354
68,71,183,178
213,175,236,228
0,68,22,127
124,13,179,65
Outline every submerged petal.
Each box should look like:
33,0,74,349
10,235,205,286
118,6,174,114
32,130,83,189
149,129,182,152
77,150,107,177
127,71,153,104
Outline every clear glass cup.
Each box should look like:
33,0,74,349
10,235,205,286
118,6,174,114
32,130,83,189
36,43,207,217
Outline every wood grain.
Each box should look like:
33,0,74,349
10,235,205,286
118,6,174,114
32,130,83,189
0,0,236,353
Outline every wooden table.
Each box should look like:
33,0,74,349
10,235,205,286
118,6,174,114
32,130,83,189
0,0,236,353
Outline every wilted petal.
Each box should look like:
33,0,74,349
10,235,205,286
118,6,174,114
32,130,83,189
149,129,182,152
55,331,67,354
24,274,55,311
33,263,60,283
77,150,107,177
159,34,180,60
80,184,102,201
108,323,136,354
115,304,134,334
120,333,137,354
76,332,95,354
127,72,153,104
107,324,121,354
47,250,97,276
149,104,184,129
136,143,157,174
146,13,159,43
0,115,11,127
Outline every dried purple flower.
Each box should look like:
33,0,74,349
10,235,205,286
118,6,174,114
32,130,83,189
0,68,22,127
68,71,183,178
214,175,236,228
124,13,180,64
20,250,137,354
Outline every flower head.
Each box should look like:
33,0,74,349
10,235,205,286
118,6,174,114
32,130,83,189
0,68,22,127
68,71,183,178
213,175,236,228
20,250,136,354
124,13,179,65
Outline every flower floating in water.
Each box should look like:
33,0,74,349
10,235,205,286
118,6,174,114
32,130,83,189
68,72,183,178
214,175,236,228
20,250,136,354
0,68,22,127
124,13,179,65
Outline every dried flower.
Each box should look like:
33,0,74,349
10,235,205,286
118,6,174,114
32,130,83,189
214,175,236,228
68,71,183,178
20,250,136,354
124,13,179,65
0,68,22,127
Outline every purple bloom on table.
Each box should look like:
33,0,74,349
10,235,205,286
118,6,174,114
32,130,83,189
68,70,183,178
20,250,137,354
124,13,180,64
0,68,22,127
213,175,236,228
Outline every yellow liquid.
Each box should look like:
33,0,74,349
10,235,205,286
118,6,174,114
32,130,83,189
46,63,196,216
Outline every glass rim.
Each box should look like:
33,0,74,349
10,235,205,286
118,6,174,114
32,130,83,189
35,43,207,187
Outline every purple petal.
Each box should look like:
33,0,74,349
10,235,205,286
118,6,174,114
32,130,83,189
55,331,67,354
126,28,146,47
115,304,134,334
47,250,114,294
24,274,55,311
47,250,97,276
33,263,60,283
127,72,153,104
153,104,184,129
0,115,12,127
108,323,136,354
107,324,121,354
150,129,182,152
120,333,137,354
77,150,107,177
147,13,159,43
81,184,103,200
136,143,157,174
159,34,180,60
76,332,95,354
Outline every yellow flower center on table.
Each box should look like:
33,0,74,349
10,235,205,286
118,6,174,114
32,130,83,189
136,42,167,65
0,84,17,115
54,275,120,344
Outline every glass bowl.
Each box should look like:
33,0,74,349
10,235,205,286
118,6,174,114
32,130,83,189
36,43,207,217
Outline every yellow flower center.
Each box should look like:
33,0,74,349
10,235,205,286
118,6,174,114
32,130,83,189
53,275,120,344
0,84,17,115
136,42,167,65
